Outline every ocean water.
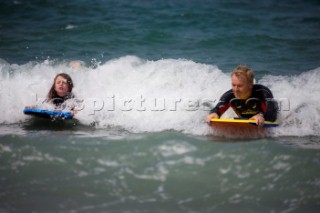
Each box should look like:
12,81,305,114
1,0,320,212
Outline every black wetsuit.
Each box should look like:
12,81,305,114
209,84,278,121
50,93,74,108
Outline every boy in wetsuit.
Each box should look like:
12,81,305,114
205,65,278,126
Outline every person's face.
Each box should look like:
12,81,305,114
54,76,69,97
231,74,253,99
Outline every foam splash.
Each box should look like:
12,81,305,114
1,56,320,137
260,70,320,137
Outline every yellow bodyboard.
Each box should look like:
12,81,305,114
210,118,279,127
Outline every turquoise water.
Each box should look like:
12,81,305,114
1,131,320,212
1,0,320,212
1,0,319,74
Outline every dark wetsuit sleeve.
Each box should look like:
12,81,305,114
263,98,278,122
264,99,278,121
209,90,233,117
257,85,278,121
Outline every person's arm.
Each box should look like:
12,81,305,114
25,105,37,109
250,112,265,126
264,98,278,121
205,112,219,125
250,85,278,123
205,90,233,125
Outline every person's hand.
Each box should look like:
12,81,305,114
250,113,265,127
70,110,77,116
25,105,37,109
205,113,219,125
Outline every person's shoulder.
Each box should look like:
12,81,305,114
220,89,235,100
253,84,269,89
253,84,272,91
223,88,233,94
253,84,273,97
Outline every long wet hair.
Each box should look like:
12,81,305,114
47,73,74,101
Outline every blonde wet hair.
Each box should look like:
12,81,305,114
231,65,254,83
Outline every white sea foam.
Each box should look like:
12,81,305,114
157,140,197,157
1,56,320,137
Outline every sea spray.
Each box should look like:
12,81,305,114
1,57,320,137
